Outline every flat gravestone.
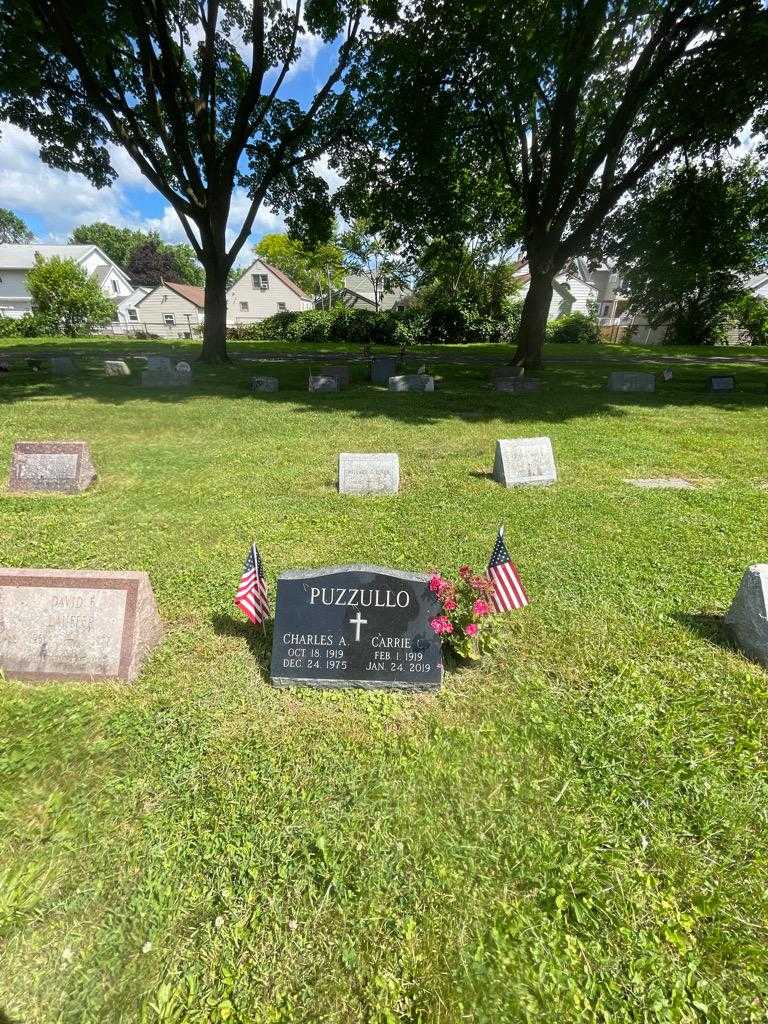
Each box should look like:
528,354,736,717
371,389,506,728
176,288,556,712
389,374,435,393
270,565,443,691
491,365,524,380
105,360,131,377
625,477,696,490
325,364,350,386
662,368,674,382
724,564,768,669
251,376,279,393
493,437,557,487
708,375,735,392
141,366,191,388
0,568,162,682
496,378,541,393
9,441,96,494
146,355,173,372
339,453,400,495
371,356,398,384
51,356,77,376
309,375,339,393
607,371,656,393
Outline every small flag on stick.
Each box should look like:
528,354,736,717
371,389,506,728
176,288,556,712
234,543,269,626
487,527,529,612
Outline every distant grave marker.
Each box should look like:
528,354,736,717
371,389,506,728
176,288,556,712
625,477,696,490
708,375,735,392
251,376,279,393
493,437,557,487
495,378,541,393
607,371,656,393
325,364,350,387
388,374,435,392
9,441,96,494
338,453,400,495
370,356,398,384
0,568,161,682
309,375,339,393
270,565,442,691
51,356,76,376
105,360,131,377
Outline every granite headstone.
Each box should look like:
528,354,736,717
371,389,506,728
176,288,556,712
146,355,173,372
105,360,131,377
270,565,443,691
325,364,350,387
493,437,557,487
251,376,280,393
708,375,735,392
495,377,541,393
9,441,97,494
309,375,339,393
388,374,435,392
51,356,76,376
338,453,400,495
0,568,162,682
371,356,398,384
607,371,656,393
724,564,768,668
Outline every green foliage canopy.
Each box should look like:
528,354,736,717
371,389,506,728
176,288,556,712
0,207,33,243
254,232,345,296
27,255,116,335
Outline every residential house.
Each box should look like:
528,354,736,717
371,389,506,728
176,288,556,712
512,260,599,320
115,286,152,327
226,258,311,323
133,280,205,338
0,243,134,319
327,273,413,311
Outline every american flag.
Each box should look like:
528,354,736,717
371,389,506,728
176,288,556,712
234,543,269,625
488,527,529,612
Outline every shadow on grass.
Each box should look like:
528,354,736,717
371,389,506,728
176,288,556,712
1,352,767,427
675,612,735,654
210,612,272,675
0,1009,21,1024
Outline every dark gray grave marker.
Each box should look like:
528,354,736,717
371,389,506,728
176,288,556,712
708,375,735,392
270,565,443,691
371,356,398,384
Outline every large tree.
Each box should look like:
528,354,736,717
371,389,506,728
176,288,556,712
347,0,768,366
605,159,768,345
0,207,33,243
338,220,409,310
0,0,373,361
70,222,204,284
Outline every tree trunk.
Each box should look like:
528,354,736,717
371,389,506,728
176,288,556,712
200,262,229,363
513,270,554,369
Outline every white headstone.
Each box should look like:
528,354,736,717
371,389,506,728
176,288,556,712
309,375,339,393
388,374,434,392
338,453,400,495
105,360,131,377
493,437,557,487
724,565,768,668
607,371,656,393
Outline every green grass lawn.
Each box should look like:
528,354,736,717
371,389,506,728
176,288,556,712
1,348,767,1023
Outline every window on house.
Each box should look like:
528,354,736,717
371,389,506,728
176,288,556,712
128,308,139,322
240,301,249,312
600,301,612,317
252,273,269,290
112,280,119,293
277,302,287,312
164,313,176,326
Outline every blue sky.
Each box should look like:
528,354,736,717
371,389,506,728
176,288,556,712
0,29,344,265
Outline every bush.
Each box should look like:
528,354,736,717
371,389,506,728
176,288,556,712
27,255,116,335
0,312,66,337
728,292,768,345
546,311,601,345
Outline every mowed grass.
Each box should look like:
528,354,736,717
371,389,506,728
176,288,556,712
1,344,767,1023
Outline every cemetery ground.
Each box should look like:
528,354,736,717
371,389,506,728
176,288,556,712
1,340,767,1023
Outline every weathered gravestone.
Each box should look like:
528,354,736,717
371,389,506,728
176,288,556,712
708,375,735,392
662,368,674,382
371,355,398,384
491,364,524,381
724,564,768,668
607,371,656,393
389,374,435,392
309,375,339,393
141,360,192,387
105,360,131,377
146,355,173,372
9,441,97,494
493,437,557,487
251,376,279,393
625,477,696,490
338,453,400,495
324,364,350,387
51,356,77,376
496,378,541,393
270,565,443,691
0,568,162,682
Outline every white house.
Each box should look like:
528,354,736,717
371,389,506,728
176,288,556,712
0,243,134,319
132,280,205,338
115,286,152,327
513,260,599,320
328,273,413,311
227,258,311,323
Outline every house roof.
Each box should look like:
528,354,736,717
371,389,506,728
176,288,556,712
232,258,310,300
0,243,99,270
